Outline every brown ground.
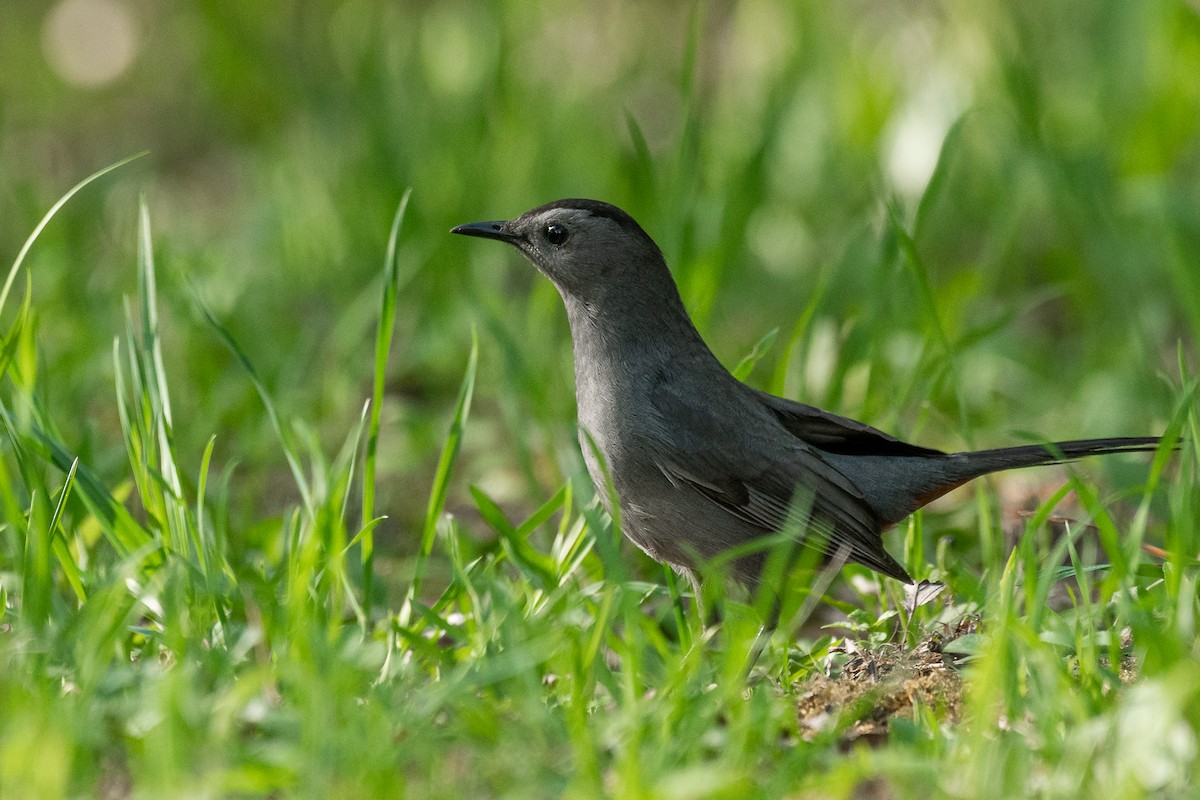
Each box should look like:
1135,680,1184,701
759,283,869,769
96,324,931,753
794,616,979,746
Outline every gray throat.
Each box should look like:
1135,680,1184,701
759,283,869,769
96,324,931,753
560,282,712,395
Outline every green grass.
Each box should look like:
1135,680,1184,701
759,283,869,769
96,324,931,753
2,2,1200,798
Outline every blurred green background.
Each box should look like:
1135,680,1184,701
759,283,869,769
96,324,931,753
3,3,1200,796
2,0,1197,580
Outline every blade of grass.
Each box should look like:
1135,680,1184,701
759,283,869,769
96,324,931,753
195,434,218,575
132,201,193,561
48,457,86,603
885,201,973,445
363,189,412,613
770,264,831,398
1,151,147,318
339,516,387,560
469,484,560,588
399,331,478,628
191,286,313,516
0,401,150,555
22,485,53,629
320,399,372,627
731,327,779,382
0,278,33,383
624,112,658,210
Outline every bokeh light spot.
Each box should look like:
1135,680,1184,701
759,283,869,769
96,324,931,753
42,0,138,88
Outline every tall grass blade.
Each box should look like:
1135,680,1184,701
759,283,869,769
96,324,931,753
363,189,412,611
886,201,972,443
1,151,147,318
134,201,193,560
1,403,150,554
191,286,314,516
732,327,779,381
400,331,478,626
469,484,560,588
48,458,86,603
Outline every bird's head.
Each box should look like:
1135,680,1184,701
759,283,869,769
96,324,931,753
452,199,669,303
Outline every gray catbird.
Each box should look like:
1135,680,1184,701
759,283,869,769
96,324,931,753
453,199,1163,589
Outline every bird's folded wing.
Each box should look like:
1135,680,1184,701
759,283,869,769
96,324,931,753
648,379,913,581
750,389,945,457
653,449,908,581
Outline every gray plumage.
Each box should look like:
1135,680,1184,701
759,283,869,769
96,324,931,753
452,199,1162,587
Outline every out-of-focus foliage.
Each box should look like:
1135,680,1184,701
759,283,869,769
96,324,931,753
4,2,1195,536
1,2,1199,798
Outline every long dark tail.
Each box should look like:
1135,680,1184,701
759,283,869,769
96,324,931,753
956,436,1164,474
885,436,1165,522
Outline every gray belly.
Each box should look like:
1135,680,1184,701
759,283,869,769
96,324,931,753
579,432,769,585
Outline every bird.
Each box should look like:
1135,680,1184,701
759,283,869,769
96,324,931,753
452,199,1164,593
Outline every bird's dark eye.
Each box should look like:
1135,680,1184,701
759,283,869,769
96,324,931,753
544,223,569,245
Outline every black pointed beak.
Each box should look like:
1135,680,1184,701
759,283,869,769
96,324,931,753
451,219,522,243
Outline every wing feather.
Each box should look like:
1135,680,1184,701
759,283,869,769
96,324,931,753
646,379,912,581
